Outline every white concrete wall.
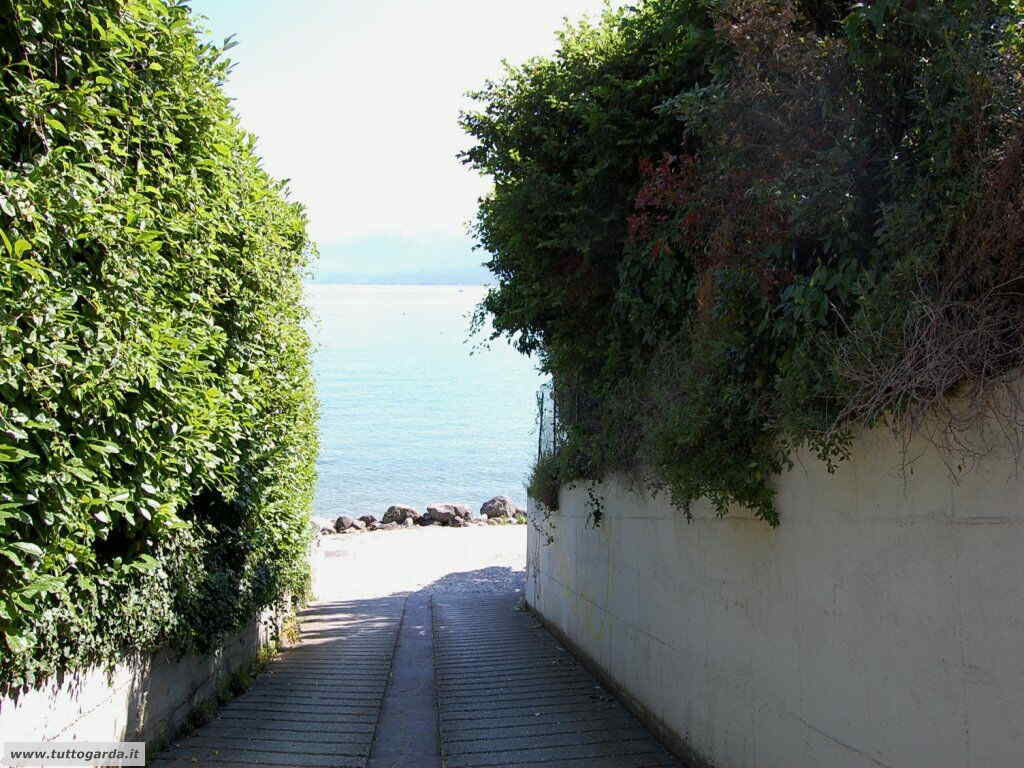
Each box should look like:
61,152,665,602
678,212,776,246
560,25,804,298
527,426,1024,768
0,605,285,749
1,534,326,751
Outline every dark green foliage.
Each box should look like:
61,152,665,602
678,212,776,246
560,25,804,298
527,452,562,513
0,1,317,690
465,0,1024,525
460,0,725,381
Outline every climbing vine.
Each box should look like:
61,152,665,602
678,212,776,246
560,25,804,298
468,0,1024,526
0,0,317,690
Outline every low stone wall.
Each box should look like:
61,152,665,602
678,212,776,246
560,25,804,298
0,606,286,750
527,426,1024,768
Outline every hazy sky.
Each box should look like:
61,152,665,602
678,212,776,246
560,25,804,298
191,0,625,280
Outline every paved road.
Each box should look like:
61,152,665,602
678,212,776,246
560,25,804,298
155,527,681,767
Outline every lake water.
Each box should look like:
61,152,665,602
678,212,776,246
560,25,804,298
306,284,545,519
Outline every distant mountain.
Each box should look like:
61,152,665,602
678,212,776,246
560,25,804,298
314,266,492,285
311,234,494,285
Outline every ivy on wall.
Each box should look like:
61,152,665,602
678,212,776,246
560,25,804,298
0,0,318,690
464,0,1024,525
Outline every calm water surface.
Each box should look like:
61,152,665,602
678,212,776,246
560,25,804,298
306,284,545,519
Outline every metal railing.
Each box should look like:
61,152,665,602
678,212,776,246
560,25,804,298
536,379,586,460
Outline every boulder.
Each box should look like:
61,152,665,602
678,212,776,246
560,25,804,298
359,515,377,526
425,508,454,525
379,522,399,531
334,515,356,532
402,518,415,528
383,505,419,525
450,517,467,528
426,503,471,525
350,519,367,531
480,496,516,519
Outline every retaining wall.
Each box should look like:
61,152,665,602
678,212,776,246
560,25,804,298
0,606,286,751
526,427,1024,768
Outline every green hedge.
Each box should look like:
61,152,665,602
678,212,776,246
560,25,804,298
465,0,1024,525
0,0,318,690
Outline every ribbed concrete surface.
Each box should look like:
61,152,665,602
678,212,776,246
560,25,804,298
152,596,405,768
433,594,682,768
152,530,684,767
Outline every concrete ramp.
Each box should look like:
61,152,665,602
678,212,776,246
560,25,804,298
152,529,682,767
433,594,682,767
153,596,405,768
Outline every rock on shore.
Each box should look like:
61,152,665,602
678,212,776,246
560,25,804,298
330,500,525,534
383,505,420,525
480,496,516,519
425,503,471,525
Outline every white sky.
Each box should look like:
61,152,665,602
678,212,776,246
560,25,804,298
193,0,625,248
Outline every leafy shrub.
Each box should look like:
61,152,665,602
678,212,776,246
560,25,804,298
527,452,562,513
0,1,317,690
460,0,725,381
466,0,1024,525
